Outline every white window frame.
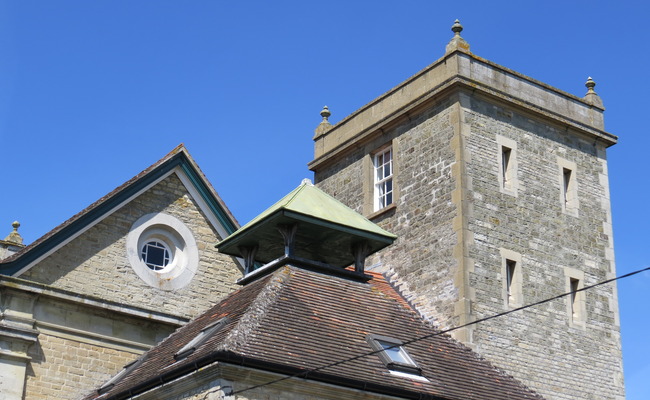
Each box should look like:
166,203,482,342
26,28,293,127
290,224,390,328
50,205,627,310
126,213,199,291
373,146,394,211
141,240,172,271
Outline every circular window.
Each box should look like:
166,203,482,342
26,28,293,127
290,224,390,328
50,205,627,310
141,240,171,271
126,213,199,290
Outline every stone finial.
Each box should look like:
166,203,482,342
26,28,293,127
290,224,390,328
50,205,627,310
445,19,470,54
451,19,463,36
585,77,596,93
301,178,314,186
4,221,24,245
320,105,331,122
313,105,334,138
583,77,604,109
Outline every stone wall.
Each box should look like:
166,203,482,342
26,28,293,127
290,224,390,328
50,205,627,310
24,333,138,400
462,95,623,400
316,98,462,329
314,91,623,400
0,278,182,400
21,173,242,319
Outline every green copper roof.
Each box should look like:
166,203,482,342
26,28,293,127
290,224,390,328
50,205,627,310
217,180,396,268
246,180,395,238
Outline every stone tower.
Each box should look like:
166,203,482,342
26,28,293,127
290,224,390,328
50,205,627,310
309,21,623,400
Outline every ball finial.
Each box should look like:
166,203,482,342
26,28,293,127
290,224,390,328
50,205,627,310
585,77,596,92
451,19,463,36
320,105,331,121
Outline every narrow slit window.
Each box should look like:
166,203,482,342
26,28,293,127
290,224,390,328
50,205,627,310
563,168,572,206
558,160,578,214
496,136,518,196
501,249,522,307
374,147,394,211
506,259,516,304
501,146,512,188
564,268,586,326
570,278,579,319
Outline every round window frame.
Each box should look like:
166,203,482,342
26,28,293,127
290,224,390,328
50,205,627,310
126,213,199,291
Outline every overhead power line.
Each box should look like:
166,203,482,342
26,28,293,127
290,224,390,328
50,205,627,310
229,265,650,396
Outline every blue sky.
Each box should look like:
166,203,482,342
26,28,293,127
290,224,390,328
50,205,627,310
0,1,648,398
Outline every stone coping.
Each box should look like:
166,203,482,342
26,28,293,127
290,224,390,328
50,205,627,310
0,275,189,326
310,50,616,170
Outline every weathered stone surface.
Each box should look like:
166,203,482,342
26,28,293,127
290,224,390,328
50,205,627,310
21,173,242,319
24,333,137,399
312,54,623,399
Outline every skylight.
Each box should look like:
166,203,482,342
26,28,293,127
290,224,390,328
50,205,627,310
97,357,145,394
366,334,422,375
174,317,229,361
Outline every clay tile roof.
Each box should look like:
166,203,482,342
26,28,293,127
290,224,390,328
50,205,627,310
84,266,544,400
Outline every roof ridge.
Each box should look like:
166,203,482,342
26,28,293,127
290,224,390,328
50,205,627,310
0,144,239,276
0,145,187,265
218,266,294,352
282,182,307,208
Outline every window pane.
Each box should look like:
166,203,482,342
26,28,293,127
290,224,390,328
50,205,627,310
142,241,170,270
379,341,411,364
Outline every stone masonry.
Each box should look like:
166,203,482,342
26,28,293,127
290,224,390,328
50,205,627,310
24,333,138,400
310,24,623,400
0,164,244,400
20,173,241,319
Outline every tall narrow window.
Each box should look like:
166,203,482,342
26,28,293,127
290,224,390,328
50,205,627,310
506,259,516,304
500,249,522,307
558,158,578,215
374,147,393,211
501,146,512,189
496,136,518,196
563,168,572,207
570,278,580,320
564,267,586,327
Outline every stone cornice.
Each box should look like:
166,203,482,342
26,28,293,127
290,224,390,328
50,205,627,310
0,275,189,326
310,51,616,172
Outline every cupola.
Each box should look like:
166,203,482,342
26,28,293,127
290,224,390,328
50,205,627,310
217,179,396,284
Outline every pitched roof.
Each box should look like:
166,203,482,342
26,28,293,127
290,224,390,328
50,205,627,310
235,180,395,239
0,144,240,276
217,181,396,269
86,266,544,400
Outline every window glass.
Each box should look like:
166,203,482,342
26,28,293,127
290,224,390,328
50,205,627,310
379,340,414,365
374,147,394,210
141,240,171,271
